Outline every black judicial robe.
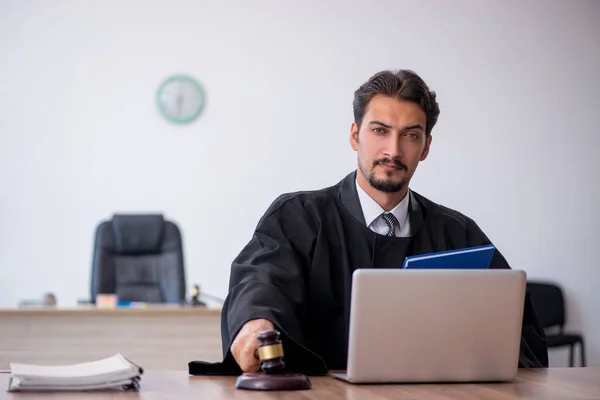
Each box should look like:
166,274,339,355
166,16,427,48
188,171,548,375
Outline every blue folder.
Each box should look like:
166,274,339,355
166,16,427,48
401,244,495,269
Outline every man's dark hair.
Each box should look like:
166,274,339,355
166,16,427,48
353,69,440,136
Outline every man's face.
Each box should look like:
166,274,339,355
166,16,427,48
350,95,431,193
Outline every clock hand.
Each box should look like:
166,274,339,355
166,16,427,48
176,94,184,115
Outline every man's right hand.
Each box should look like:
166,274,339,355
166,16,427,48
230,318,275,372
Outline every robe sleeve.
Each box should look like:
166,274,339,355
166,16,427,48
218,197,328,375
465,218,549,368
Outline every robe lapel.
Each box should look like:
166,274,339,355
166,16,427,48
407,190,424,235
338,171,366,225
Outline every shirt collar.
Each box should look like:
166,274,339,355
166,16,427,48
355,178,410,229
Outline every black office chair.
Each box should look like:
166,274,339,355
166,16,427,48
526,281,585,367
91,214,186,304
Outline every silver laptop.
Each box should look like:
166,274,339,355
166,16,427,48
332,269,526,383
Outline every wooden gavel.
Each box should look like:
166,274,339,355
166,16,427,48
235,329,311,391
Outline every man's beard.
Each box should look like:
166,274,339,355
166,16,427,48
359,157,408,193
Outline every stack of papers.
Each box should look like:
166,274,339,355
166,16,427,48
7,354,143,392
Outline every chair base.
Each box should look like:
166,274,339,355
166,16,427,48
547,333,586,367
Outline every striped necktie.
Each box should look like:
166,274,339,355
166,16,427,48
381,212,398,237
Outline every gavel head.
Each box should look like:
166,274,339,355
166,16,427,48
256,330,285,374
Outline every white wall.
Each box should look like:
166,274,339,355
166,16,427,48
1,0,598,367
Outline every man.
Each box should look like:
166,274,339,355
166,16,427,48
189,69,548,376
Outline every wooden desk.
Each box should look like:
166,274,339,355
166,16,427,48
0,306,222,370
0,368,599,399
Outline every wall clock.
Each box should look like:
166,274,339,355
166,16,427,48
156,74,205,124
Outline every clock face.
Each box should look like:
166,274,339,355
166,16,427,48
156,74,205,124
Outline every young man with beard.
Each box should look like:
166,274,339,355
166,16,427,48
190,69,548,376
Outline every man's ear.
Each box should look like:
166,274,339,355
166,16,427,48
350,122,359,151
420,135,432,161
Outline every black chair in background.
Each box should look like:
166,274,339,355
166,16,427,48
91,214,186,304
526,281,586,367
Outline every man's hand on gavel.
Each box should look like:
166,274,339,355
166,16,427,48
231,318,275,372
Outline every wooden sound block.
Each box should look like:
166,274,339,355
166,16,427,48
234,329,312,391
235,372,311,391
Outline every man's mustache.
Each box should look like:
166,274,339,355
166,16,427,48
373,158,407,170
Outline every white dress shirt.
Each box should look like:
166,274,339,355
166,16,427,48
355,179,411,237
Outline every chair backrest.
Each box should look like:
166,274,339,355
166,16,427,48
525,281,565,329
91,214,186,303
